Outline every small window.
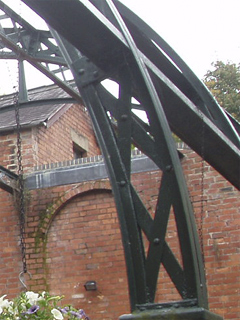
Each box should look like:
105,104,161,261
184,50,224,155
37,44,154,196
73,142,87,159
71,129,89,159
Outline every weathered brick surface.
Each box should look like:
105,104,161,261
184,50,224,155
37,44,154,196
34,104,100,167
0,103,100,175
24,162,239,320
0,190,23,297
181,149,240,320
0,103,239,320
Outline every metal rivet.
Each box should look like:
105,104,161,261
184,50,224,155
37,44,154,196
78,69,85,75
93,70,99,78
153,238,160,245
166,165,173,172
121,114,128,121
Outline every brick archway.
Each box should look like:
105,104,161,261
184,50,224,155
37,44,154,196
37,180,111,237
39,184,128,320
28,180,112,292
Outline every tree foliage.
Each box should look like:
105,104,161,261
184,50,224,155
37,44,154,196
203,61,240,122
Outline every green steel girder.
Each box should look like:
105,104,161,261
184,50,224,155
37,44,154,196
19,0,206,312
18,0,240,314
0,0,80,101
0,0,239,318
0,0,65,64
21,0,240,189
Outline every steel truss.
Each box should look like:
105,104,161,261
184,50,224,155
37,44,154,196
0,0,239,316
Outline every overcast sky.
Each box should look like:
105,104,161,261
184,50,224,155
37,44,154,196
120,0,240,78
0,0,239,94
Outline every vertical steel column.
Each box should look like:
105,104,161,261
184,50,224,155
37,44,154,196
20,1,233,319
51,27,208,311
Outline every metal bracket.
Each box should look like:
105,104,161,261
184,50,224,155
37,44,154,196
0,166,18,194
72,56,106,87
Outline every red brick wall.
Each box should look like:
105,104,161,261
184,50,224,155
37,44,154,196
182,149,240,320
46,190,127,320
0,190,23,296
0,102,100,298
0,103,100,175
0,103,238,319
0,132,20,172
33,104,100,167
23,155,239,320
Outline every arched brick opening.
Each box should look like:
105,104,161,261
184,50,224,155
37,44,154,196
35,180,112,237
45,188,129,320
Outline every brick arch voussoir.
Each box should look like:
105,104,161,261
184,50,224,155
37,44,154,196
39,179,112,236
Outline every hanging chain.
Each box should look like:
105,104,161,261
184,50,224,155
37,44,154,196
14,1,29,283
14,88,28,276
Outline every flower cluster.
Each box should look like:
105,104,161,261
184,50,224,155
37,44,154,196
0,291,89,320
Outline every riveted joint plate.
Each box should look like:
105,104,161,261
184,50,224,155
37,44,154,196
72,56,106,87
0,166,18,194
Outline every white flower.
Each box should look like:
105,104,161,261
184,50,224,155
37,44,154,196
25,291,40,304
51,308,63,320
0,295,7,302
37,291,46,301
0,295,11,310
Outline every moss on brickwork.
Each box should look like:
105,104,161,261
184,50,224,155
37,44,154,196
33,195,66,291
